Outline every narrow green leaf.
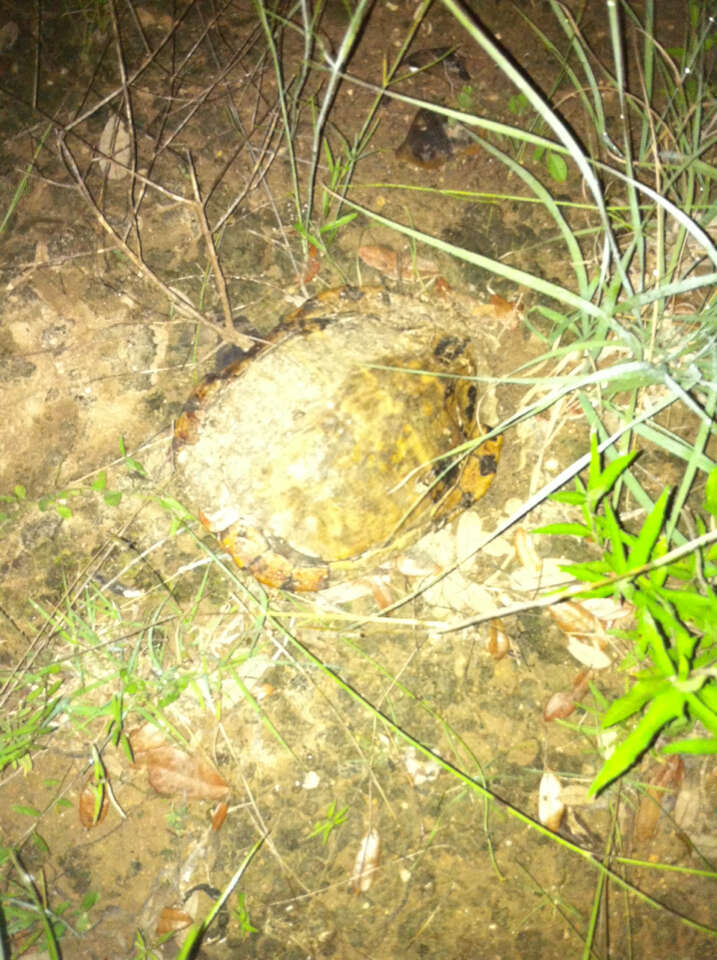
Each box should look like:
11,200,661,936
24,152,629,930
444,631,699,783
31,831,50,854
81,891,100,911
639,605,678,677
646,594,697,664
589,450,639,505
628,488,670,568
602,502,627,574
533,522,592,537
704,466,717,516
319,212,357,233
557,561,611,582
589,689,685,796
12,804,42,817
648,537,669,588
587,433,601,493
159,496,195,521
119,436,148,477
661,737,717,756
550,490,587,506
697,681,717,712
601,677,668,727
661,589,714,631
686,691,717,736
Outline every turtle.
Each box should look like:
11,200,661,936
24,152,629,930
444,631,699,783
174,285,501,592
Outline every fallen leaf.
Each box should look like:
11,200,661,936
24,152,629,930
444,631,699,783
634,756,684,844
402,748,441,786
433,276,452,297
490,293,523,328
140,745,230,801
566,635,612,670
358,244,438,281
130,725,230,801
211,800,228,831
34,239,49,266
543,690,577,721
514,527,542,579
544,669,592,720
549,600,602,637
98,114,131,180
129,723,168,754
351,828,381,893
538,770,565,831
303,245,320,283
0,21,19,53
156,907,193,935
369,575,394,609
488,620,511,661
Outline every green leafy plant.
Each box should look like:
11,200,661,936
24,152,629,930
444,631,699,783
0,680,65,774
0,483,29,533
307,800,348,844
456,84,474,112
1,437,144,528
506,93,567,182
536,437,717,796
232,891,258,938
0,847,98,957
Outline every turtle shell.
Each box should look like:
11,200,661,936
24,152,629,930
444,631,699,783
174,286,501,592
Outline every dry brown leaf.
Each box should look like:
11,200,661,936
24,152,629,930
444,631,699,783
543,690,577,721
211,800,229,831
129,723,168,754
358,244,397,274
488,620,511,660
140,745,230,801
156,907,193,935
538,771,565,831
566,635,612,670
33,239,49,266
634,756,684,844
514,526,542,577
351,828,381,893
549,600,602,637
402,748,441,787
97,114,131,180
130,724,230,801
544,669,592,721
369,575,394,609
78,776,109,828
358,244,438,281
0,21,19,53
433,276,452,297
303,244,321,283
489,293,523,328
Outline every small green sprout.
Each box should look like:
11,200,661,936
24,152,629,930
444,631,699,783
232,892,258,938
307,800,349,844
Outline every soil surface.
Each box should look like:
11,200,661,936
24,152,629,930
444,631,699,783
0,2,715,959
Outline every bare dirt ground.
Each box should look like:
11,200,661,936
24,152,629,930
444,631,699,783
0,2,715,958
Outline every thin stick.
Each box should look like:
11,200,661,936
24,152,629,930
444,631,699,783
187,152,233,330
